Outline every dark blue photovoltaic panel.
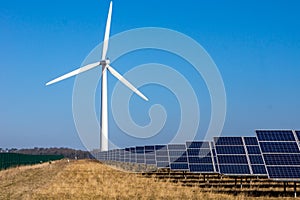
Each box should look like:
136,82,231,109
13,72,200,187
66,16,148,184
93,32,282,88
168,144,186,150
219,165,250,175
145,146,155,152
125,148,130,162
145,154,155,160
259,142,300,153
246,146,261,154
169,150,187,157
216,146,245,154
169,156,188,163
120,149,125,162
156,157,169,162
145,158,155,165
155,145,167,150
157,162,169,168
130,147,136,163
136,146,145,164
214,137,243,145
168,144,188,171
145,160,156,165
267,166,300,179
263,154,300,165
296,131,300,141
145,146,156,165
186,141,216,173
243,137,267,175
170,163,189,170
217,155,248,164
244,137,258,145
187,149,211,156
249,155,264,164
136,146,145,153
189,164,214,172
188,156,212,164
256,130,295,141
215,136,264,175
186,141,210,148
251,165,267,175
155,145,169,168
256,130,300,180
156,151,168,156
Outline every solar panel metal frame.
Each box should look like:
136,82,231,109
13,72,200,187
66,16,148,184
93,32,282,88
256,129,300,181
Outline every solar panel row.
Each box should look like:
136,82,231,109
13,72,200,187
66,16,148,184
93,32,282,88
94,130,300,181
256,130,300,180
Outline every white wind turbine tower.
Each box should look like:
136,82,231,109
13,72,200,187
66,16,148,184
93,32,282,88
46,1,149,151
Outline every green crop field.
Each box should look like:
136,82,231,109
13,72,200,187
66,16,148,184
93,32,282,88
0,153,63,170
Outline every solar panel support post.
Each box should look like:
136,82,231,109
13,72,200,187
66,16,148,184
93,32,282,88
284,182,286,194
235,177,237,188
240,177,243,189
294,182,297,198
182,171,186,179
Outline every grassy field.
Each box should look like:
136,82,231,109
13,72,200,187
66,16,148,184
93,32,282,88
0,159,293,199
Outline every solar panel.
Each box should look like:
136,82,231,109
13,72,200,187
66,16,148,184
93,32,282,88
267,166,300,179
244,137,259,145
244,137,267,176
145,145,156,165
296,131,300,141
256,130,300,180
168,144,189,171
120,149,125,162
135,146,145,164
130,147,136,163
155,145,169,168
215,146,245,154
256,130,295,141
186,141,216,173
214,136,267,176
116,149,120,162
214,137,243,146
124,148,130,162
251,165,267,175
218,165,250,174
214,137,251,175
111,149,115,161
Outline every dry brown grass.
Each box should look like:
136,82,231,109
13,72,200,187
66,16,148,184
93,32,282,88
0,159,293,199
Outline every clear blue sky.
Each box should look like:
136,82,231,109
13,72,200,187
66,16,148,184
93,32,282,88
1,0,300,150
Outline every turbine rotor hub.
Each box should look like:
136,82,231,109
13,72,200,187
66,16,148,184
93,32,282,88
100,59,110,66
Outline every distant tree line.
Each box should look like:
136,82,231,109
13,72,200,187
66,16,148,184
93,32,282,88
0,147,93,159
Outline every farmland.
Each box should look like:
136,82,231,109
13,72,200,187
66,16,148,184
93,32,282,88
0,159,294,199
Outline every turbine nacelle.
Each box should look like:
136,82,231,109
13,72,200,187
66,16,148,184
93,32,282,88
100,59,110,66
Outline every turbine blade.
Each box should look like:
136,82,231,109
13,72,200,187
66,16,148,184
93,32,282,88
46,62,100,86
107,65,149,101
101,1,113,60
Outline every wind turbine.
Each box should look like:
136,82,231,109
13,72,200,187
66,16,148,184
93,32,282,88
46,1,149,151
